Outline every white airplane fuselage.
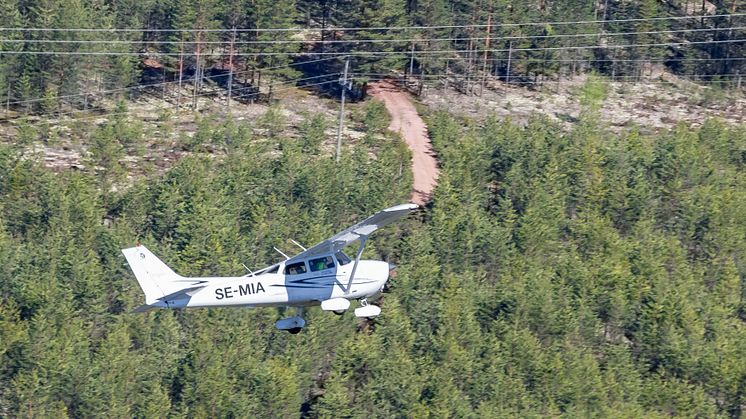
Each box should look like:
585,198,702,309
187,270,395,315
123,203,418,331
149,260,390,309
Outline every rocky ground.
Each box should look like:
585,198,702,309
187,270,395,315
0,84,345,175
1,71,743,176
422,72,744,132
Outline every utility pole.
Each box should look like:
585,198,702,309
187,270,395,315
162,64,167,99
480,13,492,96
177,37,184,110
6,79,10,113
336,57,350,164
227,27,236,109
506,40,513,85
192,31,202,111
409,43,415,77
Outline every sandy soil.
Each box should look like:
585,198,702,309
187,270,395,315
423,72,745,132
368,80,439,206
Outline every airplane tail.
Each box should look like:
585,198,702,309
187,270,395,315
121,245,189,305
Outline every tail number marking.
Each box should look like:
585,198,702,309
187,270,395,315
215,282,266,300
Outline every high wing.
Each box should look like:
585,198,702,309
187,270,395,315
286,203,419,263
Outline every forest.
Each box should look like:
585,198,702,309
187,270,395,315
0,73,745,416
2,0,746,418
0,0,744,113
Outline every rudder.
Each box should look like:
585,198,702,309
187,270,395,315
122,245,184,305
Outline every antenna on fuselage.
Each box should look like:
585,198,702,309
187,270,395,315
242,263,254,276
273,247,290,260
289,239,306,251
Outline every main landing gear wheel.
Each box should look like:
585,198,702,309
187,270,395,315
275,312,306,334
333,310,345,316
354,298,381,319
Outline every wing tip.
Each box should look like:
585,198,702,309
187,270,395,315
386,203,420,212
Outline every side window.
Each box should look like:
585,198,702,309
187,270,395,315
309,256,335,272
284,261,307,275
335,251,352,266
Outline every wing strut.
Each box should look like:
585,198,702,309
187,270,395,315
344,236,368,295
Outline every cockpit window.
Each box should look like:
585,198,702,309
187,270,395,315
335,251,352,266
309,256,335,272
260,265,279,275
284,261,307,275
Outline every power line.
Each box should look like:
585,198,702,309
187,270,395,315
1,38,742,56
356,72,745,80
4,39,740,108
4,57,342,106
0,13,743,33
7,71,337,108
11,67,739,124
3,25,744,46
359,76,742,95
6,54,739,108
5,77,344,122
11,73,340,119
8,55,740,108
3,51,741,109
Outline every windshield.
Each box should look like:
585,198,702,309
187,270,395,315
259,265,278,275
335,251,352,265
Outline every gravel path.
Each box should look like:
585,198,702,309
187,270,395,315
368,80,439,206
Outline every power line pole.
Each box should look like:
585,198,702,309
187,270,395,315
409,43,415,77
162,64,167,99
336,57,350,164
506,40,513,85
177,37,184,110
227,27,236,109
6,79,10,113
192,31,202,111
480,13,492,96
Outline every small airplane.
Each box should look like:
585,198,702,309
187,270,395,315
122,203,418,333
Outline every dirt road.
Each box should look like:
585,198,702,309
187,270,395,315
368,80,439,206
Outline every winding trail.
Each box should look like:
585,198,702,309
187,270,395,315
367,80,439,206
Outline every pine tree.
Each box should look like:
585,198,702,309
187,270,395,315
335,0,408,75
15,71,36,113
0,0,22,108
634,0,667,77
247,0,300,93
408,0,451,74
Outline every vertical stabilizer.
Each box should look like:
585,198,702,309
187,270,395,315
121,245,186,305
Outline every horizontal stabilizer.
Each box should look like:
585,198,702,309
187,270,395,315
157,284,208,302
132,304,158,313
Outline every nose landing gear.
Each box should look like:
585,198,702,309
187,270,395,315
354,298,381,319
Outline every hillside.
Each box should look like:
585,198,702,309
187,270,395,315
1,1,746,418
2,80,746,416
